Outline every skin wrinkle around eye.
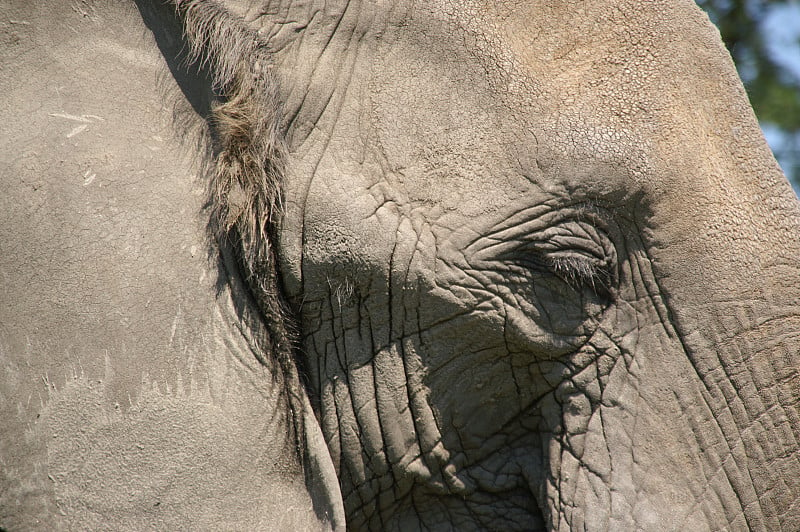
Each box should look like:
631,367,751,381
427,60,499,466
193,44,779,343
465,206,618,293
313,198,741,531
460,205,618,315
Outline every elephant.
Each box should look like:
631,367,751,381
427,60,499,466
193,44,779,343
2,0,800,530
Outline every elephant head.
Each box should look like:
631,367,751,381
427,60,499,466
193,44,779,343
237,0,798,529
2,0,800,530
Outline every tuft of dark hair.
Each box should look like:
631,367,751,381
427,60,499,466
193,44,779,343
168,0,305,451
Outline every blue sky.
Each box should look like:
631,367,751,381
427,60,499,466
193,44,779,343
755,2,800,195
762,3,800,78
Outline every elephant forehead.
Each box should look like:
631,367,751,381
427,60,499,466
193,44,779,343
363,0,681,205
367,24,536,217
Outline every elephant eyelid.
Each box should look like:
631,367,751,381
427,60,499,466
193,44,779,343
500,243,615,300
475,213,619,299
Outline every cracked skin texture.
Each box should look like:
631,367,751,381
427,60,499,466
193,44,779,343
2,0,800,531
262,0,800,529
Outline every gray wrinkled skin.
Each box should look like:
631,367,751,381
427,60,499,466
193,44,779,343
3,0,800,530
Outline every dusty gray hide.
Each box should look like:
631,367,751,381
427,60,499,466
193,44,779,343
2,0,800,531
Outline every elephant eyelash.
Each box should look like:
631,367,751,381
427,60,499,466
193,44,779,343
546,252,614,300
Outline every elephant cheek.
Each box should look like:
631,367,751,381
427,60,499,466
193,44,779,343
530,315,747,531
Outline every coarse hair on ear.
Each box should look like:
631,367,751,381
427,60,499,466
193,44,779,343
168,0,306,449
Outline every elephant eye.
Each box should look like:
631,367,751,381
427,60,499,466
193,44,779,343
469,211,618,302
506,218,617,301
537,218,617,301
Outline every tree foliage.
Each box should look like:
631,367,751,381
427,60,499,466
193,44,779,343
697,0,800,186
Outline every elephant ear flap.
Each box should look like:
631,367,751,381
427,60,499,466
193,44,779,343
302,392,347,531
